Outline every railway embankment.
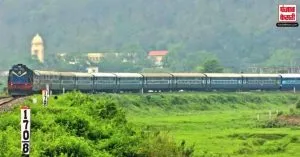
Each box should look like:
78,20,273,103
114,92,299,113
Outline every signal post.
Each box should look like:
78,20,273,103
42,88,49,107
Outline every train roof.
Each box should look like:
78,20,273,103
204,73,242,77
140,73,172,77
34,70,60,76
59,72,75,77
242,74,280,78
73,72,93,77
113,73,143,78
92,73,116,77
170,73,206,77
280,74,300,78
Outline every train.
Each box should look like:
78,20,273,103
7,64,300,96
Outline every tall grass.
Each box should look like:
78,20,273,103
118,92,300,157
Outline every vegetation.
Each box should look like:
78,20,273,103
296,99,300,109
1,91,300,156
0,1,299,72
110,92,300,157
198,59,224,73
0,92,194,156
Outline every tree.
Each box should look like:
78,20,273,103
202,59,224,73
265,49,297,66
99,53,143,72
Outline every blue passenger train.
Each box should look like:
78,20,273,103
7,64,300,96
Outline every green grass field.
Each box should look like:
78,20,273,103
1,91,300,156
122,92,300,157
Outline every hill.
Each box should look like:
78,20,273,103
0,0,299,71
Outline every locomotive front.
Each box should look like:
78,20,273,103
8,64,33,96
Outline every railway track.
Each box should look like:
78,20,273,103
0,97,14,106
0,96,27,112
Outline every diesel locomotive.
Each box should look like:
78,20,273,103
7,64,300,96
8,64,34,96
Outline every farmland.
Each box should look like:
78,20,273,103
123,92,300,157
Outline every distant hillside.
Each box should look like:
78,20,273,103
0,0,299,71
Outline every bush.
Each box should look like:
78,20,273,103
252,138,266,146
55,115,90,137
138,131,194,157
0,91,195,156
296,99,300,109
42,136,93,157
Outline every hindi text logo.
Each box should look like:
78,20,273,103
276,4,298,27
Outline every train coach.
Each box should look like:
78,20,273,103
7,64,300,96
141,73,172,92
280,74,300,90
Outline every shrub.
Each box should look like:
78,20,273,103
296,99,300,109
138,131,194,157
290,136,299,143
277,111,284,117
0,92,195,156
252,138,266,146
55,115,90,137
98,102,119,120
42,136,93,157
261,119,286,128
